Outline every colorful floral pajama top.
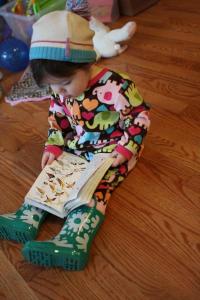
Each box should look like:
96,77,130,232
45,65,150,167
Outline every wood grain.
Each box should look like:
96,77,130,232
0,0,200,299
0,249,38,300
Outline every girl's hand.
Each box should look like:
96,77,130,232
111,151,127,167
41,151,56,169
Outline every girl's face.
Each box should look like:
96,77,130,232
42,68,91,98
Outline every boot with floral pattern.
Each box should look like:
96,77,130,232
0,203,48,243
22,205,105,270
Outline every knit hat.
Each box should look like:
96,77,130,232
29,10,97,63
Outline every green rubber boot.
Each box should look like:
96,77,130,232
22,205,105,271
0,203,48,243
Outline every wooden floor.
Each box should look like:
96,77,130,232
0,0,200,299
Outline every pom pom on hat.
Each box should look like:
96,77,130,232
29,10,97,63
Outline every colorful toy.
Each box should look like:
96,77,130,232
25,0,34,16
89,16,137,58
31,0,66,15
12,0,25,15
0,37,29,72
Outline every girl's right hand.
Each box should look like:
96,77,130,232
41,151,56,169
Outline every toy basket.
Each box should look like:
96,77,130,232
0,0,66,44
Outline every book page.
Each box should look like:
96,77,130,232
25,152,88,215
68,153,113,200
64,156,114,212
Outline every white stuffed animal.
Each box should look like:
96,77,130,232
89,16,137,59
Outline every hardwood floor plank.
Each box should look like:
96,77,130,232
0,249,38,300
131,34,200,62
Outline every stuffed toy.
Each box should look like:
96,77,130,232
89,16,137,58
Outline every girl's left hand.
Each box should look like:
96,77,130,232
111,151,127,167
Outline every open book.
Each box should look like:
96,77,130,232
25,152,114,218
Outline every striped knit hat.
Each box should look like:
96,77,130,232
29,10,97,63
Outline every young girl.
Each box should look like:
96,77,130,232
0,11,150,270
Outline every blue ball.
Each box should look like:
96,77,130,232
0,37,29,72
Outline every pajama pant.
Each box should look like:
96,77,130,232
74,150,135,213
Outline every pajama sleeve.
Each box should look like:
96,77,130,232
114,79,151,160
44,95,74,158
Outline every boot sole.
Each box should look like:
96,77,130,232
22,243,89,271
0,220,36,243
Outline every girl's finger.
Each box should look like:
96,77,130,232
41,152,51,169
46,153,56,165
